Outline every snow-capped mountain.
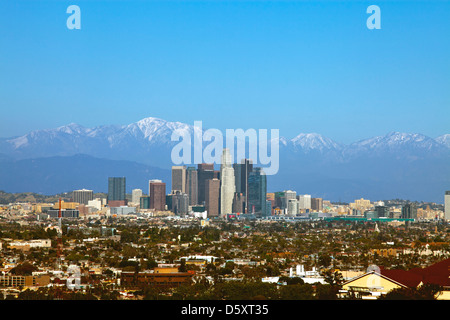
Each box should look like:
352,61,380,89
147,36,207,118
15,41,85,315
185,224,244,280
1,118,449,165
0,117,449,202
289,133,342,152
343,131,448,158
350,131,442,150
0,117,195,167
5,117,191,149
119,117,193,145
437,134,450,149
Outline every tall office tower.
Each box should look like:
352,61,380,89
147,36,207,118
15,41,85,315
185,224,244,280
311,198,323,212
220,149,235,216
171,191,189,216
298,194,312,210
401,203,417,219
108,177,126,207
248,167,268,217
446,191,450,221
233,159,253,213
233,164,242,194
172,166,186,193
131,189,143,205
266,200,273,216
140,196,150,209
281,190,297,210
375,205,389,218
149,179,166,211
73,189,94,205
205,179,220,218
287,198,298,216
266,193,275,214
274,191,285,209
165,195,173,211
197,163,215,205
232,193,245,214
185,167,198,206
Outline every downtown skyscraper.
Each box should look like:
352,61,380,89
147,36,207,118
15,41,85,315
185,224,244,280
197,163,215,205
248,167,268,218
172,166,186,193
149,179,166,211
185,166,198,206
108,177,126,207
233,159,253,213
220,149,235,217
205,178,220,218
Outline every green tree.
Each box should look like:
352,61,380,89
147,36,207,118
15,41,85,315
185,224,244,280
379,283,442,300
321,269,344,286
318,254,332,268
315,284,340,300
178,259,187,272
278,276,305,285
10,262,37,276
279,284,314,300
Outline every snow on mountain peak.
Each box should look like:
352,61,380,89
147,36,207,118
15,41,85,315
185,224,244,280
290,133,341,150
436,134,450,148
124,117,194,142
55,122,88,135
3,117,449,158
350,131,443,153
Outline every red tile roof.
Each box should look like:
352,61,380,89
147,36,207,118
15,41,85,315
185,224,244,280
380,258,450,288
380,269,422,288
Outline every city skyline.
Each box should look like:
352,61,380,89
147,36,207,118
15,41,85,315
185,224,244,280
0,115,448,203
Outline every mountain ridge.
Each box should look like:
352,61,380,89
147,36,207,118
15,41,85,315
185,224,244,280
0,117,448,202
2,117,449,160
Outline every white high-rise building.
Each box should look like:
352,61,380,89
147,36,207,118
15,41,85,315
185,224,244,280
298,194,312,210
282,190,297,210
445,191,450,221
287,198,298,216
87,199,102,211
131,189,143,205
220,149,235,217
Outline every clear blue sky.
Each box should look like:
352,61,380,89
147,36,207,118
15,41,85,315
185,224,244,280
1,0,449,144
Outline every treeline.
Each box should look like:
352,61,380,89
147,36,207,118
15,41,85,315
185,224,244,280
142,280,341,300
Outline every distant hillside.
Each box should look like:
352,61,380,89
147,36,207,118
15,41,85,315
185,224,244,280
0,154,171,195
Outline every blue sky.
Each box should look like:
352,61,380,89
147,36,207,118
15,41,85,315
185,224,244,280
0,0,449,144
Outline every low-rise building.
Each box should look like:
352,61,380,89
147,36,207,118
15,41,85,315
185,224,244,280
7,239,52,251
0,274,50,288
341,258,450,300
121,268,194,289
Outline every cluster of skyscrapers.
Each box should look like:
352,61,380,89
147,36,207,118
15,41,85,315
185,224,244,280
105,149,269,218
169,149,269,218
103,151,450,221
